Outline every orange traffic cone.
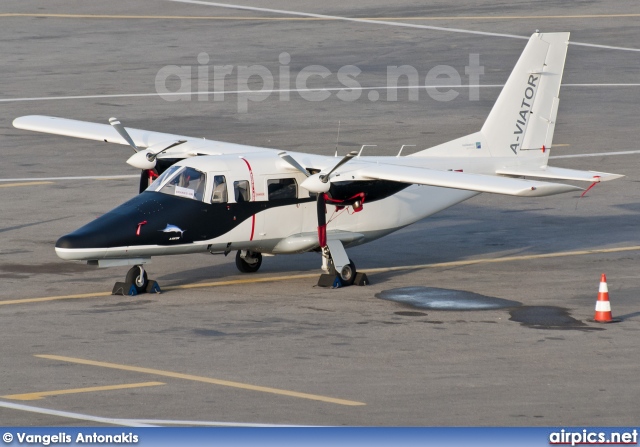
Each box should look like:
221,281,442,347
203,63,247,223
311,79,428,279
593,274,619,323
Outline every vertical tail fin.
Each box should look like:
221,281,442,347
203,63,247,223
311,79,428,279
481,32,569,162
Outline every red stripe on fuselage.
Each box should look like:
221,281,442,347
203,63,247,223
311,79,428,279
240,157,256,241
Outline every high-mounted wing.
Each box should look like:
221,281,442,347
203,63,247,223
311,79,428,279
354,163,583,197
13,115,193,149
13,115,277,194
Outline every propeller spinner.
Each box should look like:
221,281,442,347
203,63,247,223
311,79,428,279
299,150,359,194
127,140,188,170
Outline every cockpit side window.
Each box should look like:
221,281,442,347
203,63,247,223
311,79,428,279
267,178,297,200
152,166,207,202
234,180,250,202
211,175,228,203
148,165,181,192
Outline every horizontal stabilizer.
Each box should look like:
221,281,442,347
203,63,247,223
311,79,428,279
356,164,582,197
496,166,623,182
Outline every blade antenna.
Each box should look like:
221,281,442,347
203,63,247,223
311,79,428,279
334,120,341,157
357,144,377,158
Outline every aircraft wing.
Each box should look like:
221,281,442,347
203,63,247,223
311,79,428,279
13,115,195,149
356,163,583,197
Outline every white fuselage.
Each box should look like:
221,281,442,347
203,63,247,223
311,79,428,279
55,146,486,262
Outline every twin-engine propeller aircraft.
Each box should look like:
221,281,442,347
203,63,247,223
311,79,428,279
14,32,622,291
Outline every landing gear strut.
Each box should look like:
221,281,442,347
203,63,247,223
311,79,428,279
235,250,262,273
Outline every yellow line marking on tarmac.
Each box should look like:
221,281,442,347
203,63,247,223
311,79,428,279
552,144,571,147
2,245,640,307
169,273,319,290
35,355,366,406
1,13,639,20
0,181,54,188
0,291,112,306
2,382,165,401
361,245,640,274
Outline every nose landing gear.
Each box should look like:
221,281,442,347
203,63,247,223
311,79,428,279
125,265,148,292
112,265,161,296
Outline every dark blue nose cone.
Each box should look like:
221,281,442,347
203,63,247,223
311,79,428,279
56,234,79,249
56,232,104,249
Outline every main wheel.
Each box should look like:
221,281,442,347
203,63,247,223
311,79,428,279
339,260,357,285
235,251,262,273
125,265,148,293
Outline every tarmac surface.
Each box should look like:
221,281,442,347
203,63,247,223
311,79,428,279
1,0,639,426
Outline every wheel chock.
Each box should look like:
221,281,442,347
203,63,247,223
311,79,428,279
112,282,138,296
354,272,369,286
146,280,162,294
317,273,367,288
317,274,338,288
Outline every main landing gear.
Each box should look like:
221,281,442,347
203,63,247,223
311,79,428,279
318,240,368,288
231,245,366,288
235,250,263,273
112,265,161,296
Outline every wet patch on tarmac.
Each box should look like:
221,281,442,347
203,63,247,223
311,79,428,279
509,306,604,331
378,287,602,331
377,287,521,311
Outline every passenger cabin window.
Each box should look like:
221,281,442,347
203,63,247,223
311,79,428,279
150,166,207,202
234,180,250,202
267,178,297,200
211,175,228,203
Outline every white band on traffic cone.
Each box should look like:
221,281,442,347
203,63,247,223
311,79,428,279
595,300,611,312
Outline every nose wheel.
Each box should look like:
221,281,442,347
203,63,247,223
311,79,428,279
112,265,161,296
125,265,148,293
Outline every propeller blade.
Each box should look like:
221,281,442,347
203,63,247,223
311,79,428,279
278,152,310,177
109,117,139,153
147,140,188,162
321,150,358,183
316,193,327,247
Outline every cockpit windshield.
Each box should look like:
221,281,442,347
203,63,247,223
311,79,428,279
148,166,207,201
